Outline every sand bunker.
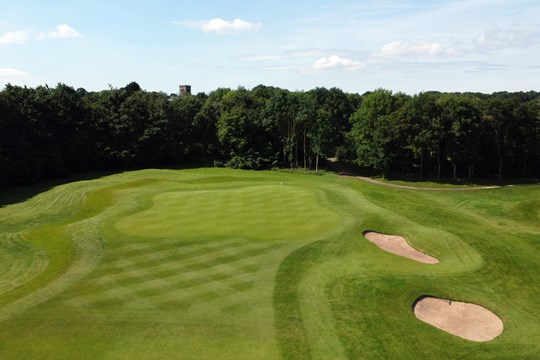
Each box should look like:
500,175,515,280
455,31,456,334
413,296,504,342
363,231,439,264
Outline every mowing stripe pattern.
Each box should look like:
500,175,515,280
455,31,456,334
67,239,288,310
0,168,538,360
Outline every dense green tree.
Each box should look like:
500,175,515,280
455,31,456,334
310,87,353,155
437,94,483,180
169,93,205,161
308,107,333,171
348,89,405,175
135,92,172,165
216,87,272,169
292,92,316,169
394,93,439,178
483,97,520,178
193,88,230,162
0,82,539,186
516,100,540,174
261,88,296,167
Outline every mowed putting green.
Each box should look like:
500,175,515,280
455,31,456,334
115,185,343,240
0,168,539,359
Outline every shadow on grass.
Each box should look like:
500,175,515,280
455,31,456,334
382,175,539,187
0,169,122,208
326,159,540,187
324,158,378,177
0,162,213,208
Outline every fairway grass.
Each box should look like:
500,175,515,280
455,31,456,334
0,168,539,359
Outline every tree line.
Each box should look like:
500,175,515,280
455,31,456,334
0,82,539,186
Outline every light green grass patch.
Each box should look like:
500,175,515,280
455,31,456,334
115,185,344,240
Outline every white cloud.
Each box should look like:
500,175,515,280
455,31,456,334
37,24,81,40
180,18,261,34
312,55,365,71
0,30,30,45
475,26,540,51
376,40,460,58
0,68,32,85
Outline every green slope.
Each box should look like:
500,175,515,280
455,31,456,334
0,168,538,359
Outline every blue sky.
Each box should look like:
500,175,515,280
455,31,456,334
1,0,540,94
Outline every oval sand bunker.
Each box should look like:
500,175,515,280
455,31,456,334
414,296,504,341
363,231,439,264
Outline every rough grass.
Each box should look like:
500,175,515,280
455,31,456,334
0,168,538,359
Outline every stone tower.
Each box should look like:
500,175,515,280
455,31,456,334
179,85,191,96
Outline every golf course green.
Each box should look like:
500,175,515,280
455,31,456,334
0,168,538,359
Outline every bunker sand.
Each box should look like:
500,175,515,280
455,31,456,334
363,231,439,264
413,296,504,342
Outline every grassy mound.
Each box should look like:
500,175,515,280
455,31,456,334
0,168,538,359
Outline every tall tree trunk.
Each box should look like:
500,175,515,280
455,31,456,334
437,144,441,181
290,147,293,169
419,151,424,180
498,155,503,180
315,154,319,172
303,123,307,169
287,120,293,169
295,140,299,167
452,162,457,181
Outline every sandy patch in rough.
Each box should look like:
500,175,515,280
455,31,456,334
363,231,439,264
413,296,504,341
